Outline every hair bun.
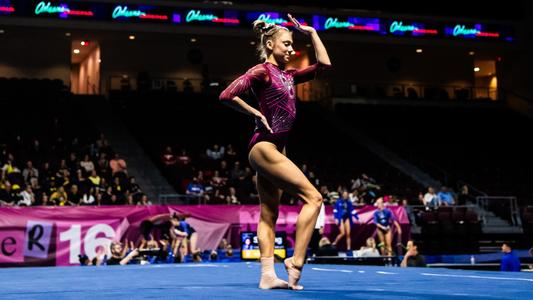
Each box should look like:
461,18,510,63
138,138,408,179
253,20,276,35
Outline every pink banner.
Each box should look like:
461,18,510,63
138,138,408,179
0,205,409,267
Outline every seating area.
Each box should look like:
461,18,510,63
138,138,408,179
0,85,143,207
334,103,533,207
113,92,425,205
415,206,481,254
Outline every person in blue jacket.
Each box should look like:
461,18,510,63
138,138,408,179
500,242,521,272
373,198,402,256
332,191,359,250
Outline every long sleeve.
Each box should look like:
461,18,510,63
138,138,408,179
219,64,269,101
373,211,379,225
290,62,332,85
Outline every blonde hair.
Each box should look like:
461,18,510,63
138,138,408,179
252,20,290,62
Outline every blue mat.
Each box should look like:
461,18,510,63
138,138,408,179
1,263,532,299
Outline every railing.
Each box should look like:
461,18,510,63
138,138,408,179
108,76,204,93
158,193,204,205
330,81,500,101
504,89,533,105
407,204,478,231
475,196,522,227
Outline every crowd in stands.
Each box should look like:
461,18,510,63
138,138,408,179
0,121,147,207
160,143,421,207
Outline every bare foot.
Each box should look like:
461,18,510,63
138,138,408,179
284,257,304,290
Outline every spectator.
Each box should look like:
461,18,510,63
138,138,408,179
68,184,81,205
128,176,142,196
80,187,96,205
112,177,125,197
225,144,238,163
41,193,53,206
206,144,225,161
349,189,360,205
500,242,521,272
50,186,68,206
210,170,227,189
0,181,17,205
355,237,380,257
226,187,240,204
437,186,455,206
161,146,177,168
137,194,152,205
88,170,101,186
80,154,95,174
317,236,338,256
186,177,206,203
319,185,332,204
217,160,230,179
22,161,39,184
18,186,35,206
106,241,139,265
177,149,191,166
423,186,439,209
40,162,54,185
457,184,473,206
400,240,426,267
101,186,114,205
229,161,245,186
109,153,127,177
67,152,78,174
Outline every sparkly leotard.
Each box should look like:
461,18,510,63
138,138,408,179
219,61,331,151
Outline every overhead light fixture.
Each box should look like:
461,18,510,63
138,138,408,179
65,32,71,37
129,35,135,40
469,51,475,56
306,44,311,48
416,49,423,53
250,41,256,45
80,41,89,46
190,37,197,43
73,49,80,54
474,67,480,72
0,29,5,34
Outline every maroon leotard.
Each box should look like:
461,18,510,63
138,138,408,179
219,61,331,151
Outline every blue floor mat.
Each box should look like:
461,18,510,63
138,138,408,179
1,263,532,299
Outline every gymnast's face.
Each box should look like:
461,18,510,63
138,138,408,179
267,30,294,66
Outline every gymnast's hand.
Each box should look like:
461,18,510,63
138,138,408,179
253,111,273,133
288,14,316,35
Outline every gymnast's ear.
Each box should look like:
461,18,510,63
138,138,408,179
266,39,274,51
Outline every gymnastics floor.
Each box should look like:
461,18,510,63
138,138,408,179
1,263,532,299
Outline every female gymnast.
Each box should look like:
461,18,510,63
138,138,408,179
332,191,359,251
373,198,402,256
219,14,331,290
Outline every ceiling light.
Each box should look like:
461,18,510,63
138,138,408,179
73,49,80,54
474,67,480,72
